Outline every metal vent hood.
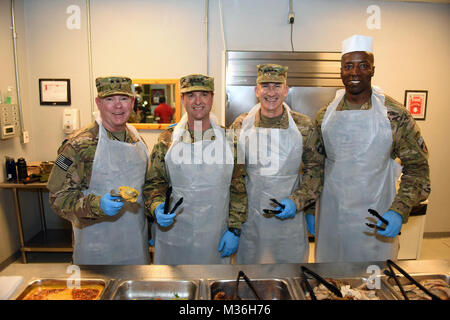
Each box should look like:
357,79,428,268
226,51,343,87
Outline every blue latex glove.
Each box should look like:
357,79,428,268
100,193,124,216
155,203,176,228
377,210,403,238
218,230,239,257
305,214,315,236
275,198,297,219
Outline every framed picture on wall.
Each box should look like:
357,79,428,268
404,90,428,121
39,79,71,105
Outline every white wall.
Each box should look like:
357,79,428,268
0,0,37,264
0,0,449,264
23,0,91,161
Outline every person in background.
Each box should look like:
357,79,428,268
127,86,144,123
134,86,144,105
143,74,234,265
154,96,175,123
219,64,324,264
313,35,430,262
47,76,150,265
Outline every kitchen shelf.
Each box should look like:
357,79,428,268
23,229,73,252
0,182,72,263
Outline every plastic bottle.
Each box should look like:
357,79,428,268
16,158,28,181
5,156,17,182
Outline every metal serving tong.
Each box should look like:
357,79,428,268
366,209,401,235
234,270,262,300
164,186,184,215
384,259,441,300
300,266,343,300
263,198,285,216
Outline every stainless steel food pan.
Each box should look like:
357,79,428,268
110,279,200,300
207,278,298,300
294,276,396,300
381,273,449,300
15,278,109,300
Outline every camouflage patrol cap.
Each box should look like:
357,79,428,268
180,74,214,93
96,76,133,98
256,64,288,84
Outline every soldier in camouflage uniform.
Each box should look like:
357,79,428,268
313,35,430,262
220,64,325,264
47,76,151,265
142,74,234,265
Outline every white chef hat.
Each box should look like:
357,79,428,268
342,35,373,55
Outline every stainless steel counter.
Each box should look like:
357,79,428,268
1,259,448,300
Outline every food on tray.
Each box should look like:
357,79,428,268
21,284,103,300
392,278,450,300
110,186,139,202
213,291,234,300
118,186,139,202
305,278,380,300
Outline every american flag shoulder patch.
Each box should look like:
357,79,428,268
55,154,73,171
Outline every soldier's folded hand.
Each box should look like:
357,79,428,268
100,193,124,216
155,203,176,228
274,198,297,219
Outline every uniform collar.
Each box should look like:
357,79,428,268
255,105,289,129
96,122,139,143
180,123,216,143
339,95,372,111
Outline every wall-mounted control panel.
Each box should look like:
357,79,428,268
0,104,20,140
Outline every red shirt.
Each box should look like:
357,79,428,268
154,103,174,123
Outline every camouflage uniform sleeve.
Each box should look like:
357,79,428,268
314,106,328,157
227,114,248,230
303,106,328,215
386,97,431,222
142,129,172,218
288,113,325,213
47,131,106,228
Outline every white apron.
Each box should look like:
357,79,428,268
315,86,402,263
236,103,309,264
154,113,234,265
73,119,150,265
